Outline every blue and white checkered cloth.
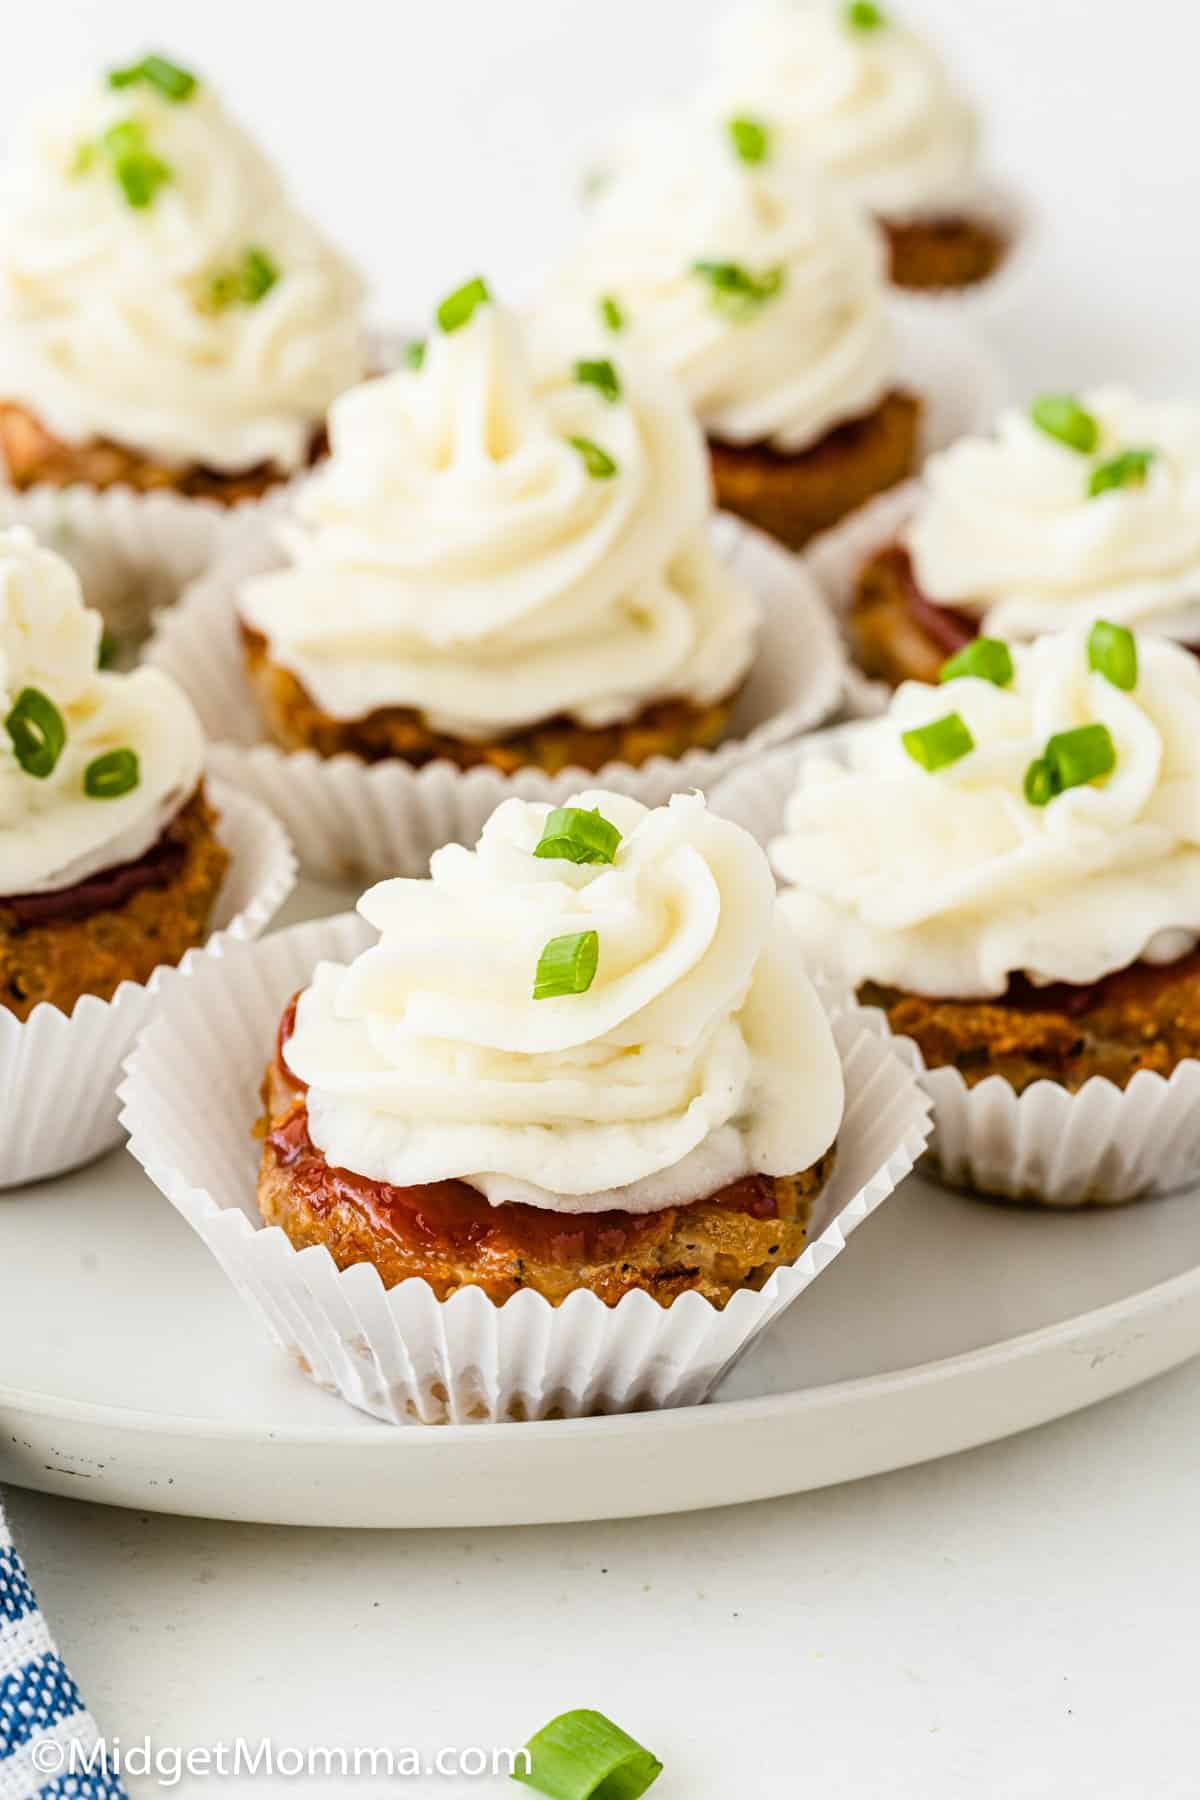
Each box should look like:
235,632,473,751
0,1495,127,1800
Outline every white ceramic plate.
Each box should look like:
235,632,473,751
2,882,1199,1529
2,878,1200,1526
3,1140,1199,1529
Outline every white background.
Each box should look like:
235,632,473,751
0,0,1196,399
5,2,1200,1796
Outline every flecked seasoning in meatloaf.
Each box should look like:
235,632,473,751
861,951,1200,1094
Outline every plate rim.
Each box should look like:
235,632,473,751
5,1250,1198,1449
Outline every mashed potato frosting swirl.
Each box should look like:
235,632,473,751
548,110,894,454
240,299,758,740
771,628,1200,996
707,0,980,220
283,791,844,1213
0,64,366,472
907,390,1200,642
0,528,205,895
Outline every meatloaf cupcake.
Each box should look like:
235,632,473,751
546,109,918,549
0,52,366,502
149,277,850,880
848,389,1200,688
765,624,1200,1205
706,0,1008,291
0,525,295,1185
122,787,931,1421
264,790,844,1307
237,285,758,775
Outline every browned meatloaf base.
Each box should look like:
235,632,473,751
708,390,921,552
851,543,981,687
861,951,1200,1094
0,400,326,505
258,1007,834,1308
852,544,1200,689
0,787,229,1020
882,216,1007,292
239,623,740,776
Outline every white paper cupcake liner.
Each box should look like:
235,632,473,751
712,737,1200,1208
0,481,287,665
894,1050,1200,1209
885,172,1038,320
146,511,849,882
0,780,296,1190
119,913,932,1425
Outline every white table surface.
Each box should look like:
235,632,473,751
4,1,1200,1794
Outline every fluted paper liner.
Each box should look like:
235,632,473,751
0,481,283,664
0,781,296,1189
713,739,1200,1207
147,512,848,881
119,913,932,1424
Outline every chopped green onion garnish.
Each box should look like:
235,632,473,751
1023,757,1056,808
207,248,280,311
1087,619,1138,691
568,436,618,480
239,246,278,304
728,115,771,165
70,141,98,177
582,168,611,203
437,276,491,334
846,0,886,29
108,54,197,103
533,931,599,1000
574,359,621,404
116,155,171,207
405,340,426,370
102,121,171,209
599,295,625,334
1030,393,1099,455
83,748,140,799
533,806,622,867
5,688,66,780
938,638,1014,689
692,259,785,320
107,60,143,90
1089,448,1156,498
207,269,239,310
901,713,974,773
103,119,147,159
1046,724,1116,790
514,1709,662,1799
97,630,118,670
1025,724,1117,806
